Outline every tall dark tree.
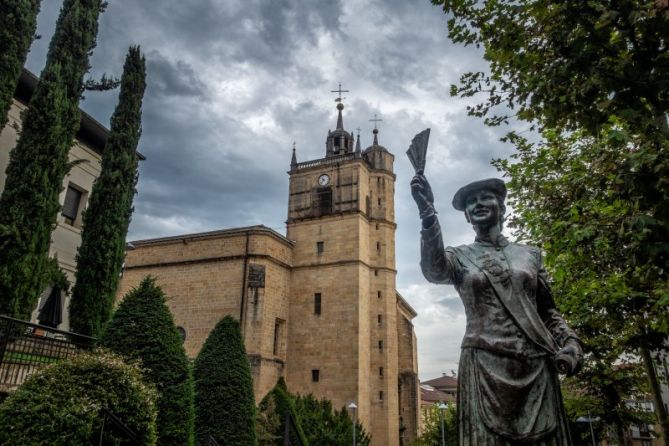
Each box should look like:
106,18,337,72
194,316,256,446
0,0,106,319
69,46,146,336
0,0,41,129
256,379,308,446
433,0,669,437
100,276,195,446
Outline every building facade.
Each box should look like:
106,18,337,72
117,101,420,445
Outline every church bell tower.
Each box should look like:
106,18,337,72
285,91,400,446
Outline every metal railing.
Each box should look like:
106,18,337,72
293,152,357,170
0,315,95,388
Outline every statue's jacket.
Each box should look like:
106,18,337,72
420,219,578,442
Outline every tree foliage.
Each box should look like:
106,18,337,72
0,350,158,446
69,46,146,337
294,393,370,446
0,0,105,319
194,315,256,446
433,0,669,138
99,276,194,446
257,379,309,446
411,403,456,446
0,0,41,130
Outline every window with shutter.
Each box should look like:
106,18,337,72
62,186,83,223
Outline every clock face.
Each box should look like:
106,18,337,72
318,174,330,186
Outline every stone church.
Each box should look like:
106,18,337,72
117,100,420,445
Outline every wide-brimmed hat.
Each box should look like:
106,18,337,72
452,178,506,211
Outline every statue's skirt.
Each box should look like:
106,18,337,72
457,348,573,446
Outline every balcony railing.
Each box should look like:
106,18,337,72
0,315,95,388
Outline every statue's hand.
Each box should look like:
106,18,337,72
555,339,583,377
410,174,436,220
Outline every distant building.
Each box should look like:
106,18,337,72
117,100,420,445
419,373,457,432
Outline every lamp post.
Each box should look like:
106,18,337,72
348,402,357,446
576,413,599,446
437,402,448,446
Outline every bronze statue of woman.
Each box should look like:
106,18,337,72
411,174,583,445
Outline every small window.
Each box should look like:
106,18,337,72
314,293,322,315
62,184,84,225
376,242,381,251
374,270,379,276
379,367,384,377
379,391,384,401
317,241,324,255
377,291,382,299
376,223,379,230
378,198,381,206
378,340,383,351
377,314,382,325
273,319,285,356
312,369,320,382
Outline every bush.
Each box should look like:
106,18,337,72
294,393,370,445
258,378,308,446
100,276,194,446
410,403,456,446
194,315,256,446
0,350,157,446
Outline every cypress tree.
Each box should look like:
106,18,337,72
0,0,41,129
99,276,195,446
69,46,146,336
0,0,105,319
194,315,257,446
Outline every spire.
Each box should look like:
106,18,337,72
290,142,297,169
355,128,361,157
336,102,344,129
373,128,379,146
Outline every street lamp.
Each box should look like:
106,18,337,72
348,402,358,446
576,412,599,446
437,402,448,446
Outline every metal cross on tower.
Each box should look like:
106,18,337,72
330,83,349,103
369,114,383,129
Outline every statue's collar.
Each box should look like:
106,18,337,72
474,234,509,248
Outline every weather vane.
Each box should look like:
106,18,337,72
330,83,349,103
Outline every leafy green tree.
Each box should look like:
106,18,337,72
433,0,669,437
0,0,41,129
433,0,669,139
294,393,370,446
411,403,456,446
256,379,308,446
494,123,669,442
69,46,146,337
99,276,194,446
0,0,106,319
0,350,158,446
194,315,256,446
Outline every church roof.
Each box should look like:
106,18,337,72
127,225,294,249
364,128,389,153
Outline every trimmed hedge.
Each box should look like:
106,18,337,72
0,350,157,446
100,276,194,446
194,315,256,446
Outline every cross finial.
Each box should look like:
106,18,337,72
292,141,296,151
330,82,350,103
356,127,361,135
369,114,383,129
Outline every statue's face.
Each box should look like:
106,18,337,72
464,189,502,227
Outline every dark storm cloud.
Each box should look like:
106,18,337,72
26,0,515,379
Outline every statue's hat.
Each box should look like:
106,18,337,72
452,178,506,211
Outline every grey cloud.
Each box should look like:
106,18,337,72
146,52,208,99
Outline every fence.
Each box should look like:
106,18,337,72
0,315,95,388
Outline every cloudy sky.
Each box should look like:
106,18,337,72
26,0,519,380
